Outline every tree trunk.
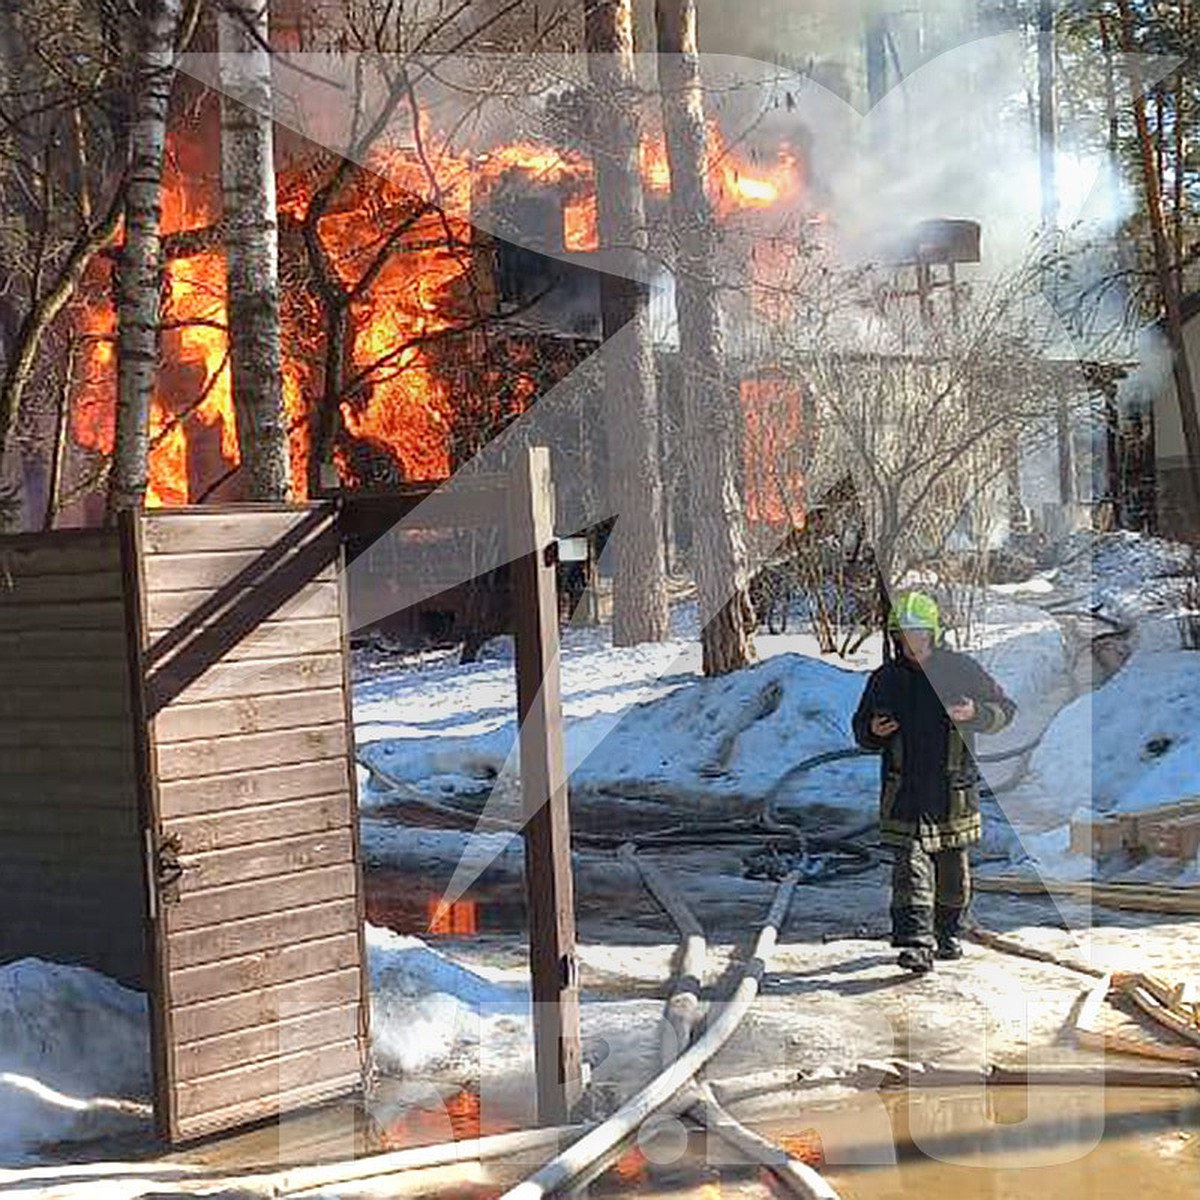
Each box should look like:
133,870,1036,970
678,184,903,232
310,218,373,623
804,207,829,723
108,0,183,517
307,295,349,493
584,0,669,646
654,0,753,675
1118,0,1200,527
219,0,291,500
1037,0,1073,511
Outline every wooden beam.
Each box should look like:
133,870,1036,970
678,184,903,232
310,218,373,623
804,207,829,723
507,446,582,1126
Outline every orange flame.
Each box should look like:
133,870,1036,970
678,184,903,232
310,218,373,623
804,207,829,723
778,1128,826,1168
68,112,810,511
427,899,479,935
741,376,808,528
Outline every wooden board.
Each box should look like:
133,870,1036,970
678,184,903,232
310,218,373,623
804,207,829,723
0,529,142,988
134,505,368,1146
169,966,363,1045
507,447,583,1124
154,723,349,781
146,581,341,633
157,758,351,818
153,688,346,743
142,509,328,555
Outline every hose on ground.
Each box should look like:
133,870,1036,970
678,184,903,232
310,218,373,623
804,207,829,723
498,869,802,1200
618,842,844,1200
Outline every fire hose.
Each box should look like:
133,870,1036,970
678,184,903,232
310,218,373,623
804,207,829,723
498,866,812,1200
618,842,843,1200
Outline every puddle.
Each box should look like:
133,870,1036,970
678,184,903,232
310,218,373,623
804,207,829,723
563,1084,1200,1198
768,1085,1199,1200
156,1083,1197,1199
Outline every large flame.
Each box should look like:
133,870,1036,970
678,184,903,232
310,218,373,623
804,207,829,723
68,113,809,510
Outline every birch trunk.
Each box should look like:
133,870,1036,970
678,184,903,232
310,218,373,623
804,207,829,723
654,0,753,675
219,0,291,500
108,0,182,516
585,0,669,645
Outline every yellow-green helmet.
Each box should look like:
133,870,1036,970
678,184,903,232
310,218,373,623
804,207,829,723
889,591,940,642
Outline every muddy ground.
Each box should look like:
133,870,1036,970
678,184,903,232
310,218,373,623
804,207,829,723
365,835,1200,1126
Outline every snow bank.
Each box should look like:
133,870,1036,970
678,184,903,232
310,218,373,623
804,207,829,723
356,594,1065,827
1015,651,1200,828
997,530,1194,650
0,960,151,1163
0,933,537,1162
366,927,530,1080
996,650,1200,882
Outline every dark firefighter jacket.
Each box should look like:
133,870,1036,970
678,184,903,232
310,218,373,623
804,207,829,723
852,647,1017,851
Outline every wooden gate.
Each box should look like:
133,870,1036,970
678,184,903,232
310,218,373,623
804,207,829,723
123,505,370,1144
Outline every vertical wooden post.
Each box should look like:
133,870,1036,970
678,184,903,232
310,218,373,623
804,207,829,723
507,445,583,1126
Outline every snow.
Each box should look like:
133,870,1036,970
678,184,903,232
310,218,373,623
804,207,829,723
366,926,530,1080
0,930,543,1163
999,650,1200,881
357,596,1066,830
0,960,150,1163
1000,529,1194,651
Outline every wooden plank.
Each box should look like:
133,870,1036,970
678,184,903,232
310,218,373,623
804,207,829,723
0,536,121,576
147,652,344,712
150,618,343,670
0,572,124,605
1,891,144,930
1,833,141,867
0,691,133,722
175,1069,362,1141
0,657,128,690
0,804,139,839
165,795,350,855
157,759,350,818
142,542,339,595
145,582,340,633
508,446,582,1126
0,526,115,549
119,507,175,1145
168,931,361,1007
338,481,508,539
154,688,346,744
1,864,143,902
156,724,348,783
0,600,127,633
0,744,135,777
142,510,326,555
169,967,362,1043
0,775,136,808
0,718,134,751
174,1039,361,1122
165,863,359,932
176,829,355,894
336,535,373,1098
1,878,143,913
174,1004,360,1083
0,629,127,661
168,897,360,969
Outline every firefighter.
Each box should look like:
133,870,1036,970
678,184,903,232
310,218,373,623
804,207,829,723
852,591,1016,974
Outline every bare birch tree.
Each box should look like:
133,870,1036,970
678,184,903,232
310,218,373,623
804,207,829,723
584,0,669,645
219,0,291,500
108,0,185,516
654,0,754,675
759,252,1078,589
0,0,128,527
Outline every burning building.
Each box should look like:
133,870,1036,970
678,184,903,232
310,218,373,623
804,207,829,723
53,73,813,538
